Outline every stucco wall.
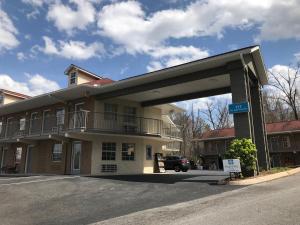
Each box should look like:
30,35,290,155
90,135,163,175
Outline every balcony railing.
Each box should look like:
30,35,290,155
0,111,182,141
68,112,182,139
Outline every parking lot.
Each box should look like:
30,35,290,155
0,171,237,225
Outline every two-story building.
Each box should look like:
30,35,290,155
0,64,183,175
193,120,300,169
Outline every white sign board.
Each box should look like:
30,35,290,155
223,159,241,173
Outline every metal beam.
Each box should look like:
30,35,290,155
96,65,228,100
16,138,37,145
141,87,231,107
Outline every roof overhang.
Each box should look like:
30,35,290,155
0,46,267,116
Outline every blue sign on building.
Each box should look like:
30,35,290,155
229,102,249,114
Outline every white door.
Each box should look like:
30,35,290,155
71,142,81,174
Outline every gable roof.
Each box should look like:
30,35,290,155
64,64,103,80
197,120,300,141
0,89,31,99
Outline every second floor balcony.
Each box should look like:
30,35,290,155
0,111,182,141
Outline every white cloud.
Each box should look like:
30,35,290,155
175,93,232,115
26,8,40,19
98,0,300,54
22,0,45,7
0,73,60,96
268,64,300,90
17,52,27,61
47,0,97,35
40,36,105,60
0,8,19,52
147,45,209,72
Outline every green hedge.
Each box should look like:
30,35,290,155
224,138,257,176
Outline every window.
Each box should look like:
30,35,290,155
0,94,3,104
122,143,135,160
19,118,26,131
70,72,77,85
280,136,290,148
52,144,63,161
123,106,136,124
146,145,152,160
102,142,116,160
56,108,65,125
104,103,118,120
15,147,22,164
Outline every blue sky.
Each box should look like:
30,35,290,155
0,0,299,103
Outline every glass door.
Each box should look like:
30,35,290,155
72,142,81,174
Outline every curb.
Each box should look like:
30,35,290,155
228,167,300,185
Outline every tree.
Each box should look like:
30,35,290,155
171,104,209,158
262,90,291,123
201,100,233,129
268,63,300,120
224,138,257,177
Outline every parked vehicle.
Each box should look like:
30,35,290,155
189,160,198,170
164,156,190,172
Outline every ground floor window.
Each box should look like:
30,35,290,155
52,144,63,161
102,142,116,160
122,143,135,160
146,145,152,160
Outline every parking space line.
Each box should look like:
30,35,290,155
0,176,80,187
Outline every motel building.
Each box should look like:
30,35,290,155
193,120,300,170
0,65,183,175
0,46,271,175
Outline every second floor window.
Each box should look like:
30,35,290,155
70,72,77,85
56,108,65,125
104,103,118,121
123,106,136,124
19,118,26,131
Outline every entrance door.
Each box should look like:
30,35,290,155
25,145,34,174
71,142,81,174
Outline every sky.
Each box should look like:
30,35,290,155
0,0,299,110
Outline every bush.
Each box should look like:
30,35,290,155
224,138,257,177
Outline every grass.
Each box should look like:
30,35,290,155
259,167,291,176
232,167,292,180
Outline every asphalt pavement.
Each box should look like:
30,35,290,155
95,172,300,225
0,171,234,225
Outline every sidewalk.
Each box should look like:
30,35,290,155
229,167,300,185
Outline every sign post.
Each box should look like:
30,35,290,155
223,159,242,179
228,102,249,114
